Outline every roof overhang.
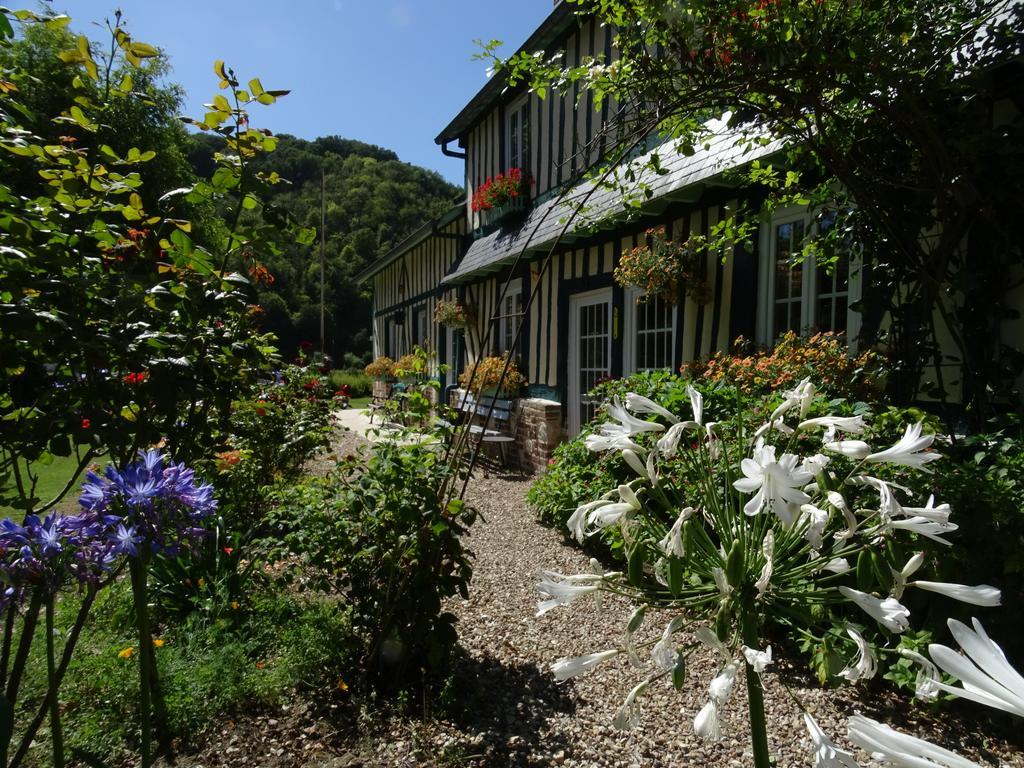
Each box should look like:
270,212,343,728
355,203,466,284
434,3,578,146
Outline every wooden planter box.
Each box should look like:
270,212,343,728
481,194,530,229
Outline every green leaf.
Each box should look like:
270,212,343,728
296,227,317,246
128,41,159,59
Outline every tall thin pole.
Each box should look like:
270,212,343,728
320,164,326,361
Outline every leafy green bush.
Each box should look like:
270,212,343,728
329,369,372,398
260,433,476,690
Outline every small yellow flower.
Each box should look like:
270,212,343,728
152,638,165,648
337,678,349,692
197,578,205,589
118,647,134,659
231,601,239,610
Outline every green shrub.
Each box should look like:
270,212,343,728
259,434,476,690
329,369,372,398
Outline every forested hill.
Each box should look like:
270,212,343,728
188,134,462,365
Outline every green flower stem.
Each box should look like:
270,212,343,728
740,594,771,768
129,558,154,768
10,586,97,768
44,597,64,768
0,601,16,686
5,590,42,708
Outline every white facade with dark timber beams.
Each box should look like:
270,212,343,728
357,2,1024,455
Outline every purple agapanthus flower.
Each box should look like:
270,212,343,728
110,523,142,557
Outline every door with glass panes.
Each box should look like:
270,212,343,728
568,288,613,436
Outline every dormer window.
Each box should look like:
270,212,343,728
506,94,530,172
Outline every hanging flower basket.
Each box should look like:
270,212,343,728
433,299,475,328
613,226,711,305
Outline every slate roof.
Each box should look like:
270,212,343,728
442,122,783,286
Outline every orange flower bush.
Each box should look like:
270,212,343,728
682,331,882,401
364,356,396,379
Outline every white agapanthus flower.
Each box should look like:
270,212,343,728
709,661,740,704
891,552,925,598
536,570,604,615
838,625,877,682
656,420,699,456
693,700,721,741
755,530,774,599
622,448,651,480
651,615,686,671
687,384,703,425
865,421,941,468
550,649,620,681
712,566,732,596
826,490,859,540
695,626,731,661
567,498,613,543
798,415,867,434
823,439,871,459
800,503,829,550
928,617,1024,717
753,417,795,440
822,557,852,574
741,645,772,675
804,713,860,768
801,452,831,476
770,377,815,421
605,397,666,436
585,484,642,532
657,507,694,558
612,679,650,730
838,586,911,633
901,495,952,522
886,516,959,546
899,648,941,701
848,715,981,768
584,432,644,453
733,443,813,522
907,580,1001,607
626,392,679,424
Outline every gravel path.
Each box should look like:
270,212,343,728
302,427,1024,767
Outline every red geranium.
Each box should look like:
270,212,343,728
122,371,148,385
471,167,530,212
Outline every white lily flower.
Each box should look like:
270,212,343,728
800,504,829,550
826,491,859,540
804,713,860,768
536,570,604,615
709,661,741,704
928,617,1024,717
908,581,1001,607
693,700,721,741
695,626,731,661
658,507,694,558
741,645,772,675
612,679,650,730
899,648,940,701
687,384,703,425
848,715,981,768
824,439,871,459
755,531,774,599
651,616,686,671
822,557,852,574
839,586,910,633
799,415,867,434
551,649,620,681
901,495,952,523
733,443,812,523
770,377,815,421
712,566,732,596
567,499,612,543
838,625,877,682
866,421,941,468
626,392,678,424
606,397,666,435
887,516,959,546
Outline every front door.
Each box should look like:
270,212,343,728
568,288,613,436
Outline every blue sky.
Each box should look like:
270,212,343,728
49,1,557,184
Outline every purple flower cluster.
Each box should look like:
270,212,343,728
0,450,216,607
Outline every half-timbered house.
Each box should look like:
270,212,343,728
358,1,1024,468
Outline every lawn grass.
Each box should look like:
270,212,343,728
1,449,96,517
348,396,371,410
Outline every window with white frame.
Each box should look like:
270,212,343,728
496,284,523,355
624,288,676,374
761,209,861,345
506,94,530,172
412,305,429,350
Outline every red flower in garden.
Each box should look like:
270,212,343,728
299,341,313,351
247,263,275,285
223,547,234,555
123,371,148,385
81,418,91,429
303,379,319,391
254,401,268,417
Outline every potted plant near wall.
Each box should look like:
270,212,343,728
395,353,425,384
613,226,712,304
471,168,532,228
433,299,475,329
458,354,527,398
364,356,396,382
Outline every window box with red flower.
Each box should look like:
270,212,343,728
471,168,531,229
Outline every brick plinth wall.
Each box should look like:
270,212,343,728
513,398,564,474
372,379,391,400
